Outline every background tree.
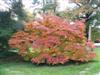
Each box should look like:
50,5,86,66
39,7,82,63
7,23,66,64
71,0,100,41
0,11,15,51
32,0,58,14
0,0,28,51
57,0,100,41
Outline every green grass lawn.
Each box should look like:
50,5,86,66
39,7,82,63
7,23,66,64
0,48,100,75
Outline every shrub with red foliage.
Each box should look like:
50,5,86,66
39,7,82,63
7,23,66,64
9,15,96,65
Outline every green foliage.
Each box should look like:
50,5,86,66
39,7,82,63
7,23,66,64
0,50,16,58
11,0,28,21
92,28,100,41
0,0,29,51
0,11,15,50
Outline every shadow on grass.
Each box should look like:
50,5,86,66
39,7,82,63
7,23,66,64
0,50,99,67
34,60,99,67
